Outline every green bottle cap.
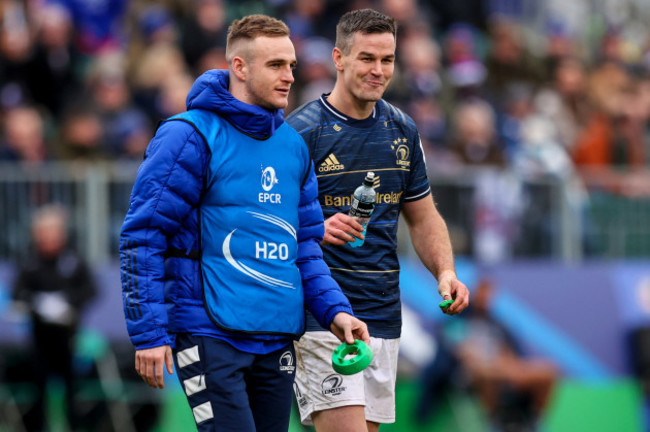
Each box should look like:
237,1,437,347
439,299,454,311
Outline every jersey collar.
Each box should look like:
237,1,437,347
319,93,379,128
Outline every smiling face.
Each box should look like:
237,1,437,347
336,31,395,104
237,35,296,110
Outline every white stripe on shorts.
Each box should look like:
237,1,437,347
177,345,200,368
192,401,214,424
184,374,207,397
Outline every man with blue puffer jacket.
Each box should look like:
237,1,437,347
119,14,369,432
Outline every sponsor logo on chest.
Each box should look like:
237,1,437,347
259,165,281,203
318,153,345,173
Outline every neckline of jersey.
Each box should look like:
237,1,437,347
319,93,379,129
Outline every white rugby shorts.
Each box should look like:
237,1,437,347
293,331,399,425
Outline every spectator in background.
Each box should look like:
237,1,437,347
51,0,128,54
283,0,330,43
407,96,447,162
126,2,178,66
449,99,506,167
572,60,650,195
57,105,105,160
446,100,518,261
398,33,443,101
0,0,34,110
110,109,152,160
533,56,590,153
26,3,83,119
510,113,587,256
440,23,487,121
379,0,423,32
419,277,558,431
456,278,557,430
572,61,631,167
125,3,191,122
0,105,55,212
512,115,578,181
154,71,194,118
137,4,177,47
542,22,579,83
441,23,487,103
497,82,536,162
293,36,335,106
12,203,97,431
386,26,443,113
484,18,546,109
387,19,448,155
426,0,488,33
0,105,49,163
85,53,153,158
597,27,626,64
129,42,189,122
179,0,228,76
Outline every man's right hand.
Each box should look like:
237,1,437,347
135,345,174,389
322,213,364,245
330,312,370,345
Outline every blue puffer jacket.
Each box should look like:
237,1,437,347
120,69,353,350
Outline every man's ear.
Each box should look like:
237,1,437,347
332,47,344,72
231,56,247,81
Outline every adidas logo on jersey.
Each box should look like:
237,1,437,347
318,154,345,172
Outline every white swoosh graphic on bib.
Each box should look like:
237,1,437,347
222,229,295,289
247,211,297,239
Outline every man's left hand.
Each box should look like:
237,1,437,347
438,270,470,315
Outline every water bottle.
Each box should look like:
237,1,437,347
348,172,376,248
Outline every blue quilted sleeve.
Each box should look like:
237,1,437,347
119,120,209,349
297,160,353,329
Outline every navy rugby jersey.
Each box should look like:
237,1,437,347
286,94,430,338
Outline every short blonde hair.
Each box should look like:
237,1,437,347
225,14,290,63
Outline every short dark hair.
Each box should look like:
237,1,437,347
335,9,397,55
226,14,290,62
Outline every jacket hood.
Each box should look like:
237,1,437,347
186,69,285,139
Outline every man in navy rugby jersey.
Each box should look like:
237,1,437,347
287,9,470,431
120,14,368,432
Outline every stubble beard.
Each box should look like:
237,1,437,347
246,80,285,110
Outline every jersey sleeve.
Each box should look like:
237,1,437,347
404,131,431,202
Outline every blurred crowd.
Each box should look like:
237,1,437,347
1,0,650,187
0,0,649,264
